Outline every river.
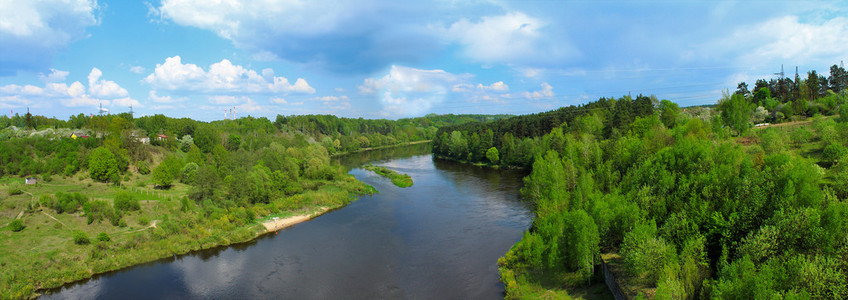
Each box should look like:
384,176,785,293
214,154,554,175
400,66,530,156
42,144,532,299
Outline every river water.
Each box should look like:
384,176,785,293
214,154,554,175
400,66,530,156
42,144,532,299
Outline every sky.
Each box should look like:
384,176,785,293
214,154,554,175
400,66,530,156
1,0,848,121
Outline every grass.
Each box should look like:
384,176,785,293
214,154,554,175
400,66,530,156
0,172,374,299
362,164,414,188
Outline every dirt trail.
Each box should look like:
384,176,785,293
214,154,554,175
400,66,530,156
42,211,67,227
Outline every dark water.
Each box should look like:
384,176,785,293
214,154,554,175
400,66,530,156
42,145,532,299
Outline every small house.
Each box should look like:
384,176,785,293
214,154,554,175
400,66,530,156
25,177,37,185
157,134,168,141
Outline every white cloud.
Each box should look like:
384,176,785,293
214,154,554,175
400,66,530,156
0,68,136,109
524,82,554,99
710,16,848,68
39,69,69,82
270,97,287,104
359,65,466,117
88,68,129,98
129,66,146,74
0,0,99,74
315,95,349,102
148,90,183,103
144,56,315,94
439,12,575,66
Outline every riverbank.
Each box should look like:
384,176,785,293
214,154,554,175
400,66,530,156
331,140,431,157
260,207,330,232
1,174,375,299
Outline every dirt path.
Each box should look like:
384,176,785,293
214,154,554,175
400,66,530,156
42,211,67,227
125,220,159,234
261,207,329,233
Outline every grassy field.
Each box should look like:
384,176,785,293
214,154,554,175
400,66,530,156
362,165,414,188
0,171,374,299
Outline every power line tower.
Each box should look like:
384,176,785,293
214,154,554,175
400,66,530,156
129,104,134,117
773,64,786,100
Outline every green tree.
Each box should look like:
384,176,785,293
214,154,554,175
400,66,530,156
720,93,755,135
659,100,680,128
88,147,118,182
485,147,499,164
152,160,174,188
226,134,241,151
193,125,220,153
181,162,199,184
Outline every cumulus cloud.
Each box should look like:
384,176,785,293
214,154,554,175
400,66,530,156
359,65,468,117
88,68,129,98
524,82,554,99
0,0,99,75
154,0,448,73
38,69,69,83
703,16,848,69
144,56,315,101
439,12,576,66
0,68,137,109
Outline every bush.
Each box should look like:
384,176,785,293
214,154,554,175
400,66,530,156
72,230,90,245
9,219,24,232
113,192,140,212
53,192,88,214
8,183,22,196
83,200,115,224
97,232,110,242
137,160,150,175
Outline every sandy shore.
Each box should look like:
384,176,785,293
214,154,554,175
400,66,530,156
261,207,330,233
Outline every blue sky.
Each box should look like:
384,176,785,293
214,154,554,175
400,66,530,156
1,0,848,121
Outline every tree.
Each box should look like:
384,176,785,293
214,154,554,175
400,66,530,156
736,82,751,99
486,147,500,164
152,160,174,188
193,125,220,153
88,147,118,182
753,87,771,105
720,93,755,135
807,70,821,101
181,162,199,184
659,100,680,128
226,134,241,151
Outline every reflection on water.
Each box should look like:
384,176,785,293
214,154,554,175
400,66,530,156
42,145,531,300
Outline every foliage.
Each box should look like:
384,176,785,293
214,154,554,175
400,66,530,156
72,230,90,245
719,93,755,135
181,162,199,184
485,147,499,164
96,232,110,242
8,219,24,232
82,200,116,224
88,147,119,182
363,165,414,188
8,183,22,195
113,192,140,212
136,160,150,175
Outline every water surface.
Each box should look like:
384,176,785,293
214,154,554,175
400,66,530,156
43,145,532,299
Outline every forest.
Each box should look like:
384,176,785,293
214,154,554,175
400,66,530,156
435,63,848,298
0,111,496,298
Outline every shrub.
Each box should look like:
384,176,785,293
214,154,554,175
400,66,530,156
72,230,90,245
9,219,24,232
97,232,110,242
53,192,88,214
83,200,114,224
113,192,140,212
8,183,23,196
137,160,150,175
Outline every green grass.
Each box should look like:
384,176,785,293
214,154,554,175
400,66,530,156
362,165,414,188
0,173,374,299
